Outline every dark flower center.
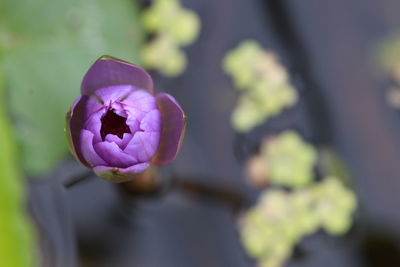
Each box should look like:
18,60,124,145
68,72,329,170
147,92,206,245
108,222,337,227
100,109,131,140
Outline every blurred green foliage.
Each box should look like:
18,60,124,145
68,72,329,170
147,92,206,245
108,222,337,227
312,177,356,234
241,132,357,267
318,148,352,185
261,131,317,187
234,111,356,267
0,71,37,267
142,34,187,77
241,178,356,267
223,39,355,267
141,0,200,76
377,33,400,76
224,43,358,266
0,0,144,174
223,40,298,132
376,33,400,109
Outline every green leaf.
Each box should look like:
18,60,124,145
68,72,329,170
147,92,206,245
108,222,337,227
0,0,144,174
0,70,38,267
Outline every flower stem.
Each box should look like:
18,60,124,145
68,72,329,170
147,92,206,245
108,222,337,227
63,170,93,189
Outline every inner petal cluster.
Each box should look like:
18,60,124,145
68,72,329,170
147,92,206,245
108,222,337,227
80,85,161,169
100,109,131,140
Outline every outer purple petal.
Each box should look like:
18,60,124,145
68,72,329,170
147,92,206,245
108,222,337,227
94,141,138,168
81,56,154,96
93,163,150,183
152,93,186,165
80,130,107,167
67,95,102,167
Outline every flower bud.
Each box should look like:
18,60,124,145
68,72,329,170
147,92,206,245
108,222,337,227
66,56,185,182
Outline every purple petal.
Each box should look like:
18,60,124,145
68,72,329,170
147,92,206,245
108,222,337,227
122,89,156,106
67,95,102,167
123,90,157,121
93,85,134,104
80,130,107,167
126,118,140,133
152,93,186,165
108,101,128,117
124,132,160,163
81,56,154,96
94,141,137,168
93,163,150,183
104,133,133,150
83,108,106,143
140,109,162,132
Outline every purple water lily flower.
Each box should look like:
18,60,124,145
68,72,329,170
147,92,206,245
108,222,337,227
66,56,185,182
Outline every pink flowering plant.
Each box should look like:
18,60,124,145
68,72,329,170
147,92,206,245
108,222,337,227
66,56,185,182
